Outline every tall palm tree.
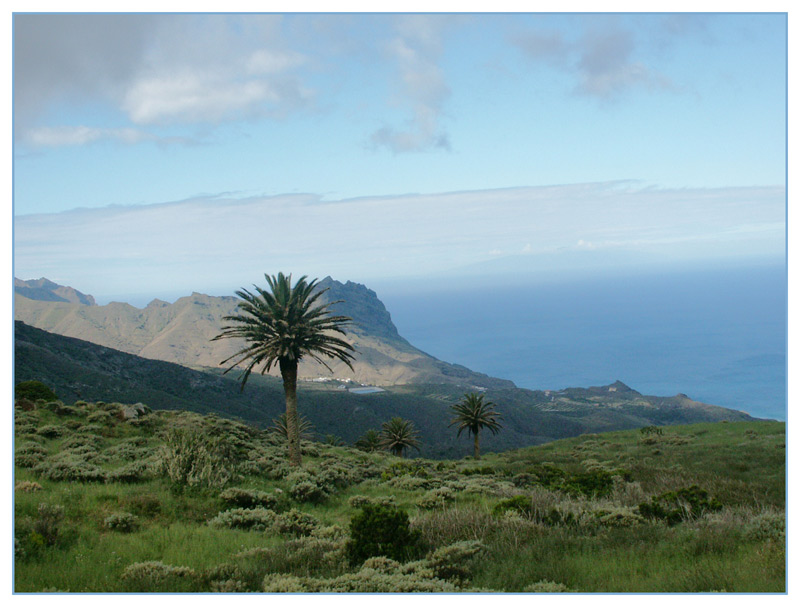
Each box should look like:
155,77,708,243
379,417,421,458
213,272,355,466
449,392,503,459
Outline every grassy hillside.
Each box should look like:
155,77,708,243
14,397,785,593
15,321,761,460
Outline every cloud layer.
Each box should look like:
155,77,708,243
14,182,785,303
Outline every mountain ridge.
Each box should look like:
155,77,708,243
13,277,514,390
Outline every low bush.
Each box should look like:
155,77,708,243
592,506,645,528
37,425,67,439
15,443,47,468
638,485,722,526
744,512,785,542
104,512,139,533
34,456,108,483
274,509,320,537
424,540,486,582
208,507,277,532
345,502,423,565
219,487,280,510
120,561,197,592
159,427,238,491
107,461,153,483
522,580,571,592
417,487,456,510
15,481,43,493
348,495,397,509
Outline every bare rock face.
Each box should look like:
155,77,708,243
120,402,150,420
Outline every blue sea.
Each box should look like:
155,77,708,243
376,263,787,421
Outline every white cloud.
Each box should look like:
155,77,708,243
370,15,452,153
14,182,785,302
14,14,315,138
24,125,184,148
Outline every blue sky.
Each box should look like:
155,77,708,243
12,10,788,303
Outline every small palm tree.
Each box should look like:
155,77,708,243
213,272,355,466
449,392,503,459
354,428,381,452
270,412,315,441
379,417,421,458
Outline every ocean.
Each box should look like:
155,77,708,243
376,262,787,421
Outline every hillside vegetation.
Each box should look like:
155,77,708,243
15,321,759,459
14,397,785,593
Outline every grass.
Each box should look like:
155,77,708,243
14,400,786,593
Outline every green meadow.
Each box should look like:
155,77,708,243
14,399,785,593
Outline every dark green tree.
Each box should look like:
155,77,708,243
378,417,421,458
449,392,503,459
213,272,355,466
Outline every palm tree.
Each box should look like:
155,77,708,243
449,392,503,459
354,428,381,452
270,412,315,441
379,417,421,458
213,272,355,466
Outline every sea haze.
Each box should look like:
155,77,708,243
378,262,787,421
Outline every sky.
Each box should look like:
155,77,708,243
11,9,789,303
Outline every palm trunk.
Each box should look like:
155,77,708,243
474,430,480,460
280,358,302,467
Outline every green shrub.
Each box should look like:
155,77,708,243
287,476,330,504
417,487,456,510
159,428,238,491
108,461,152,483
262,573,311,592
15,481,43,493
219,487,280,510
638,485,722,525
425,540,486,582
15,381,57,403
15,442,47,468
274,508,320,537
347,495,398,512
34,456,108,482
120,561,197,592
345,502,423,565
744,512,785,542
33,503,64,546
562,469,615,497
37,425,67,439
492,495,533,518
523,580,571,592
87,410,114,425
104,512,139,533
592,507,645,528
208,507,277,532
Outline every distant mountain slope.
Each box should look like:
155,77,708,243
14,277,512,389
14,321,759,458
14,277,96,305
